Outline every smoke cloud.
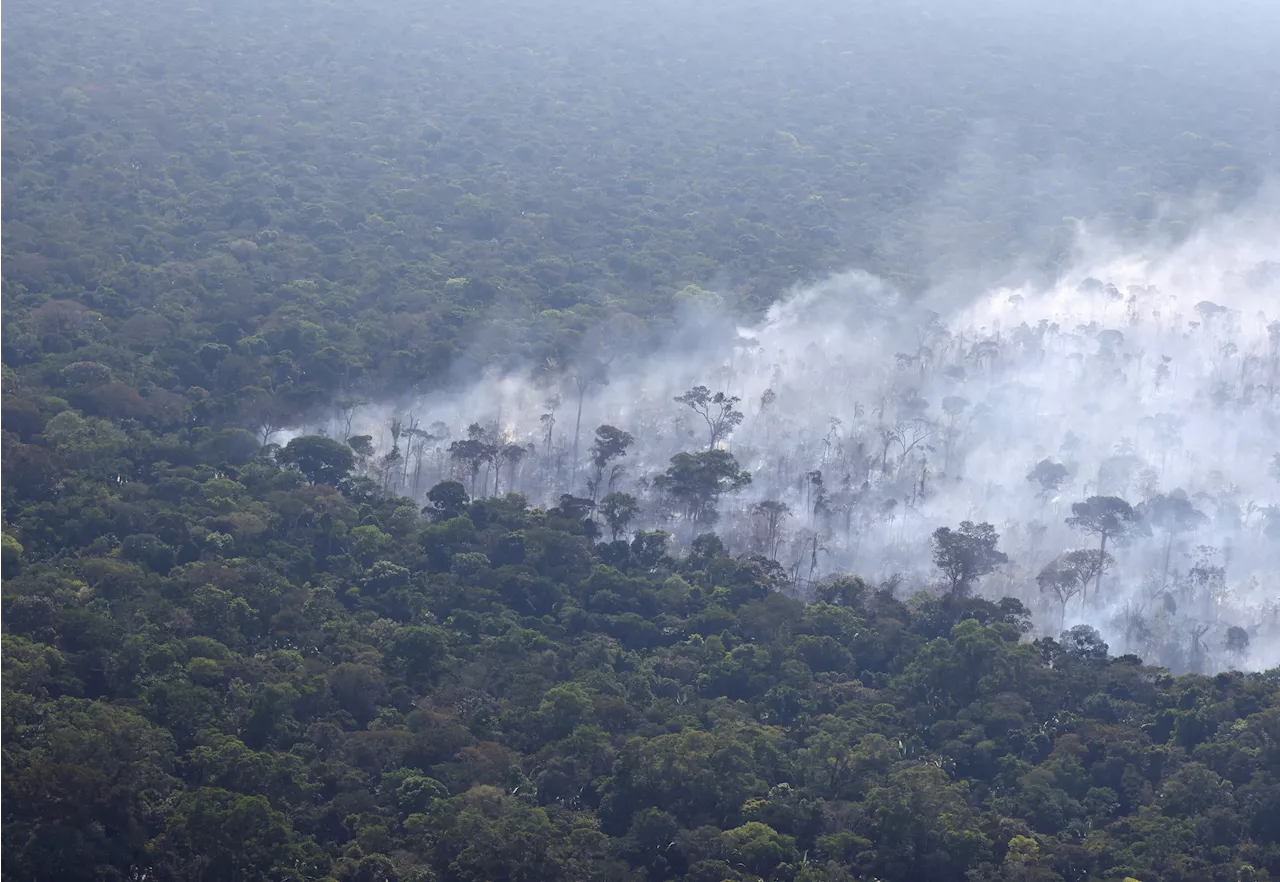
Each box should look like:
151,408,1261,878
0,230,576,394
319,184,1280,674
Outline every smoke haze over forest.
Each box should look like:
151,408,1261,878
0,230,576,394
333,184,1280,674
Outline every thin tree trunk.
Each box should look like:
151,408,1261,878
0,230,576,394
571,385,585,489
1092,532,1108,606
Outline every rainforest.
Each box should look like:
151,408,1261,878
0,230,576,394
3,0,1280,880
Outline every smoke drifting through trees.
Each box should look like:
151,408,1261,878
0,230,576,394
318,193,1280,674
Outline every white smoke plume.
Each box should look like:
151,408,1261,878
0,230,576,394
319,187,1280,673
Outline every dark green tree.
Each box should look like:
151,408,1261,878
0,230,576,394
931,521,1008,598
600,491,640,541
426,481,470,521
277,434,356,485
653,450,752,526
2,531,23,577
154,787,313,881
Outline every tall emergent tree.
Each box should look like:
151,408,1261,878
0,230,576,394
675,385,745,450
1065,495,1147,603
587,424,634,502
570,358,610,484
751,500,791,559
930,521,1008,598
1037,548,1113,629
1026,458,1070,500
448,437,495,497
1139,490,1207,586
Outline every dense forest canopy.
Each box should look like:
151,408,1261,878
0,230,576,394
4,0,1280,880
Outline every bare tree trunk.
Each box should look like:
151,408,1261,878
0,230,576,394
1091,532,1109,606
571,383,585,489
